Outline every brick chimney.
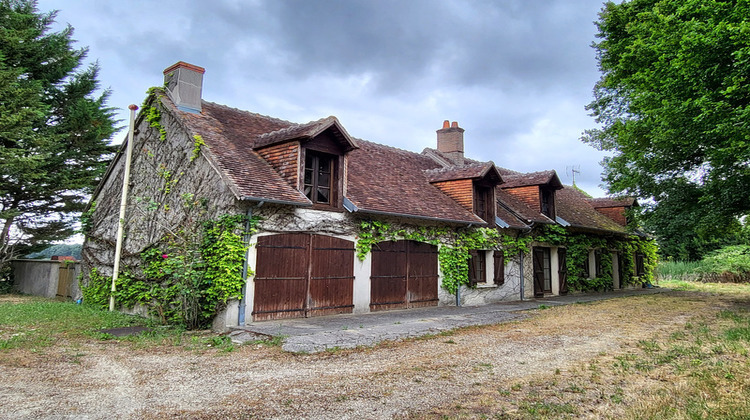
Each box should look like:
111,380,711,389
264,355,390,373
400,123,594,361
163,61,205,113
437,120,465,165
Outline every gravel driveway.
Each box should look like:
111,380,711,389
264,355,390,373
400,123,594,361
0,290,724,419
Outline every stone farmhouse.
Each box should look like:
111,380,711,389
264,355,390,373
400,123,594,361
82,62,654,329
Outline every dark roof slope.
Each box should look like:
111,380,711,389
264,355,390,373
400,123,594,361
556,186,627,234
495,188,555,225
174,99,311,205
347,141,485,224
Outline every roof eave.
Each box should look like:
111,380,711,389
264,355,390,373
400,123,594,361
344,198,483,226
239,196,313,207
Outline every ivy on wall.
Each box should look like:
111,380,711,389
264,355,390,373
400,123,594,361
82,87,257,329
83,214,258,329
356,220,532,294
356,220,658,295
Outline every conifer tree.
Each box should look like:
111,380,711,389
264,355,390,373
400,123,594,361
0,0,118,273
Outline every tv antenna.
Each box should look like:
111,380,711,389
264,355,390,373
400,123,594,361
566,165,581,186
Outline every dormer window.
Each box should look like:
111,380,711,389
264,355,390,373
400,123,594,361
304,151,335,205
541,187,555,218
474,183,494,225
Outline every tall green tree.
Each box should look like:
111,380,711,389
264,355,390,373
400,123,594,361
583,0,750,258
0,0,118,271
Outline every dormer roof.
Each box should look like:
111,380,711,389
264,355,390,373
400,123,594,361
501,170,563,190
423,162,503,184
254,116,358,152
586,197,638,209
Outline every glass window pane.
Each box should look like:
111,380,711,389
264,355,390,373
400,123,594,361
317,187,329,203
318,156,331,173
318,171,330,187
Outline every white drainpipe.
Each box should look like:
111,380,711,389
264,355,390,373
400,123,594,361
109,104,138,311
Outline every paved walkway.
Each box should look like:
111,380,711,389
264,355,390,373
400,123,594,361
229,287,666,353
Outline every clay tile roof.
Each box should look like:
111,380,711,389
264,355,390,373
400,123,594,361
495,199,530,229
496,166,522,176
347,141,485,224
556,186,627,234
423,162,501,183
254,116,358,151
495,188,555,225
501,170,562,189
173,99,311,205
586,197,637,208
421,148,481,167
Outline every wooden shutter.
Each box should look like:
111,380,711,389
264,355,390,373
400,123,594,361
532,248,545,297
493,251,505,285
468,250,478,285
558,248,568,295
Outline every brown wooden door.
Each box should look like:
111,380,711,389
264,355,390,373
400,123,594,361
558,248,568,295
253,234,309,321
253,234,354,321
406,241,439,308
308,235,355,316
370,240,408,311
370,240,438,311
532,247,546,298
56,264,75,300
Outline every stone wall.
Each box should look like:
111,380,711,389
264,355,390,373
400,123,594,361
81,95,241,283
11,259,81,299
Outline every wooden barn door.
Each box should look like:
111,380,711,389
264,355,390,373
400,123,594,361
370,240,438,311
406,241,439,308
253,234,309,321
308,235,355,317
558,248,569,295
370,241,408,311
253,234,354,321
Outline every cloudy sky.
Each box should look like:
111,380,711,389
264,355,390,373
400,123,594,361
38,0,612,196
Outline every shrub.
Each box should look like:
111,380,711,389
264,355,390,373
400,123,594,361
699,245,750,283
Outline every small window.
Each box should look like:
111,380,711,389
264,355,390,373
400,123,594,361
636,253,645,277
595,250,602,277
468,250,486,285
304,151,333,205
582,252,590,278
473,185,493,224
541,187,555,218
542,248,552,292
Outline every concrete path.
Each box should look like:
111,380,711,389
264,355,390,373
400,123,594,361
229,287,665,353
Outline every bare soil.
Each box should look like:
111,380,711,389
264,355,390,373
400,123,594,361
0,291,739,419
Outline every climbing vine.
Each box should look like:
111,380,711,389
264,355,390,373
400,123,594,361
191,135,205,162
80,201,97,235
356,220,658,296
143,87,167,142
356,220,531,294
82,214,260,329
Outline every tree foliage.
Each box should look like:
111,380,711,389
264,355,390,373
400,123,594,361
584,0,750,258
0,1,118,270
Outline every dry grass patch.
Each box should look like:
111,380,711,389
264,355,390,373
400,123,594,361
412,289,750,419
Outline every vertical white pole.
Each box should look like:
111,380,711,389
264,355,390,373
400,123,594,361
109,104,139,311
